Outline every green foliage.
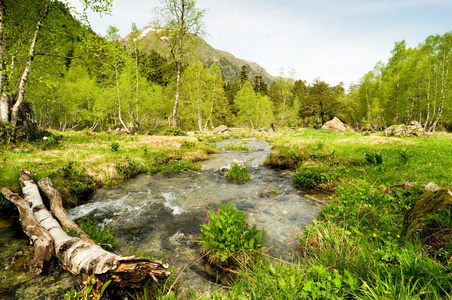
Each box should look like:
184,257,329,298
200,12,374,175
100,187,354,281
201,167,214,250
161,159,200,173
223,142,250,151
292,165,329,189
49,162,99,207
225,161,250,182
110,141,120,152
263,145,300,169
234,81,274,129
397,147,414,165
270,188,280,195
199,203,266,266
116,157,143,179
62,275,111,300
364,150,384,165
78,218,117,250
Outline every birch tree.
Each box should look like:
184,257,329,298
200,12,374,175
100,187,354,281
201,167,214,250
151,0,207,128
0,0,112,133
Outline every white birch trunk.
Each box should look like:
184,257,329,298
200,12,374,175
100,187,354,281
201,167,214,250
3,170,170,287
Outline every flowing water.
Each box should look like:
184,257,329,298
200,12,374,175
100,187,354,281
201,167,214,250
0,138,324,298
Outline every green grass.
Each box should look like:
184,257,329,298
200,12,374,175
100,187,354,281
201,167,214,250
3,128,452,299
199,129,452,299
225,161,251,182
0,131,217,209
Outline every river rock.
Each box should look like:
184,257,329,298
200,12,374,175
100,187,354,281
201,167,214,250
423,182,440,192
321,117,345,132
384,121,427,137
212,125,228,134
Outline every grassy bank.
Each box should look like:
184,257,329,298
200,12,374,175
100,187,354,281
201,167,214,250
204,128,452,299
2,128,452,299
0,130,219,209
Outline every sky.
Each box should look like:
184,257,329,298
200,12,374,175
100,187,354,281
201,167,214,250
69,0,452,88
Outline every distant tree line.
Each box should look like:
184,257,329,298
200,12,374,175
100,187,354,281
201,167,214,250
1,0,451,135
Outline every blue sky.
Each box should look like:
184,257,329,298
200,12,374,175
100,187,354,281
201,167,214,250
70,0,452,88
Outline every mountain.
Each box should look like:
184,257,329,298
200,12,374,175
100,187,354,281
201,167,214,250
121,27,275,85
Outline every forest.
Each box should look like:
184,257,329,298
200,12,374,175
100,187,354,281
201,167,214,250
1,1,451,137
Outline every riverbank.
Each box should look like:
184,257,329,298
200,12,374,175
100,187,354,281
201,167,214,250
1,128,452,299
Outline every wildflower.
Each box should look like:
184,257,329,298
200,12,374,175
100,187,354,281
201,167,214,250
363,226,366,229
335,220,339,224
388,232,390,234
43,136,48,140
245,223,249,226
385,291,391,295
373,233,377,237
385,189,389,193
369,204,372,207
370,219,374,223
204,218,209,224
336,200,339,205
397,235,400,238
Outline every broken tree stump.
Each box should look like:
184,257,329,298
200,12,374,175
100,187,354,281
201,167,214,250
1,170,170,288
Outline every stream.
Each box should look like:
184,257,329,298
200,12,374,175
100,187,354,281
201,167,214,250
0,138,324,298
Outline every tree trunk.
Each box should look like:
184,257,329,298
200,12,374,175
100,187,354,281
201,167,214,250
10,1,49,128
0,0,9,124
2,170,170,287
37,177,93,243
0,187,53,275
172,59,182,128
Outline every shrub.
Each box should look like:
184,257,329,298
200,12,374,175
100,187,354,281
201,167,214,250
263,145,300,169
199,203,266,267
78,218,117,250
110,141,120,152
49,162,99,207
116,157,142,179
397,147,414,165
292,165,329,189
225,161,250,182
364,150,384,165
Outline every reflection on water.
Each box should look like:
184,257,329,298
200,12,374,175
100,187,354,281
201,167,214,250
67,139,323,295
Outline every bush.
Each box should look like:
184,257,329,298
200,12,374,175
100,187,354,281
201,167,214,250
116,157,142,179
225,161,250,182
292,165,329,189
78,218,117,250
364,150,384,165
110,141,120,152
199,203,266,267
49,162,99,207
263,145,300,169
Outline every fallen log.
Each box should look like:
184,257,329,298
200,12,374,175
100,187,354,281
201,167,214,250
37,177,93,243
1,187,53,274
2,170,170,287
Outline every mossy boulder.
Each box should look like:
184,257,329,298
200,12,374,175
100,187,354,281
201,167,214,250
406,189,452,233
406,189,452,256
384,121,427,137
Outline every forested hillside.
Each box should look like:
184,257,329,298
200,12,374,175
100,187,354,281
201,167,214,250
0,0,451,136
